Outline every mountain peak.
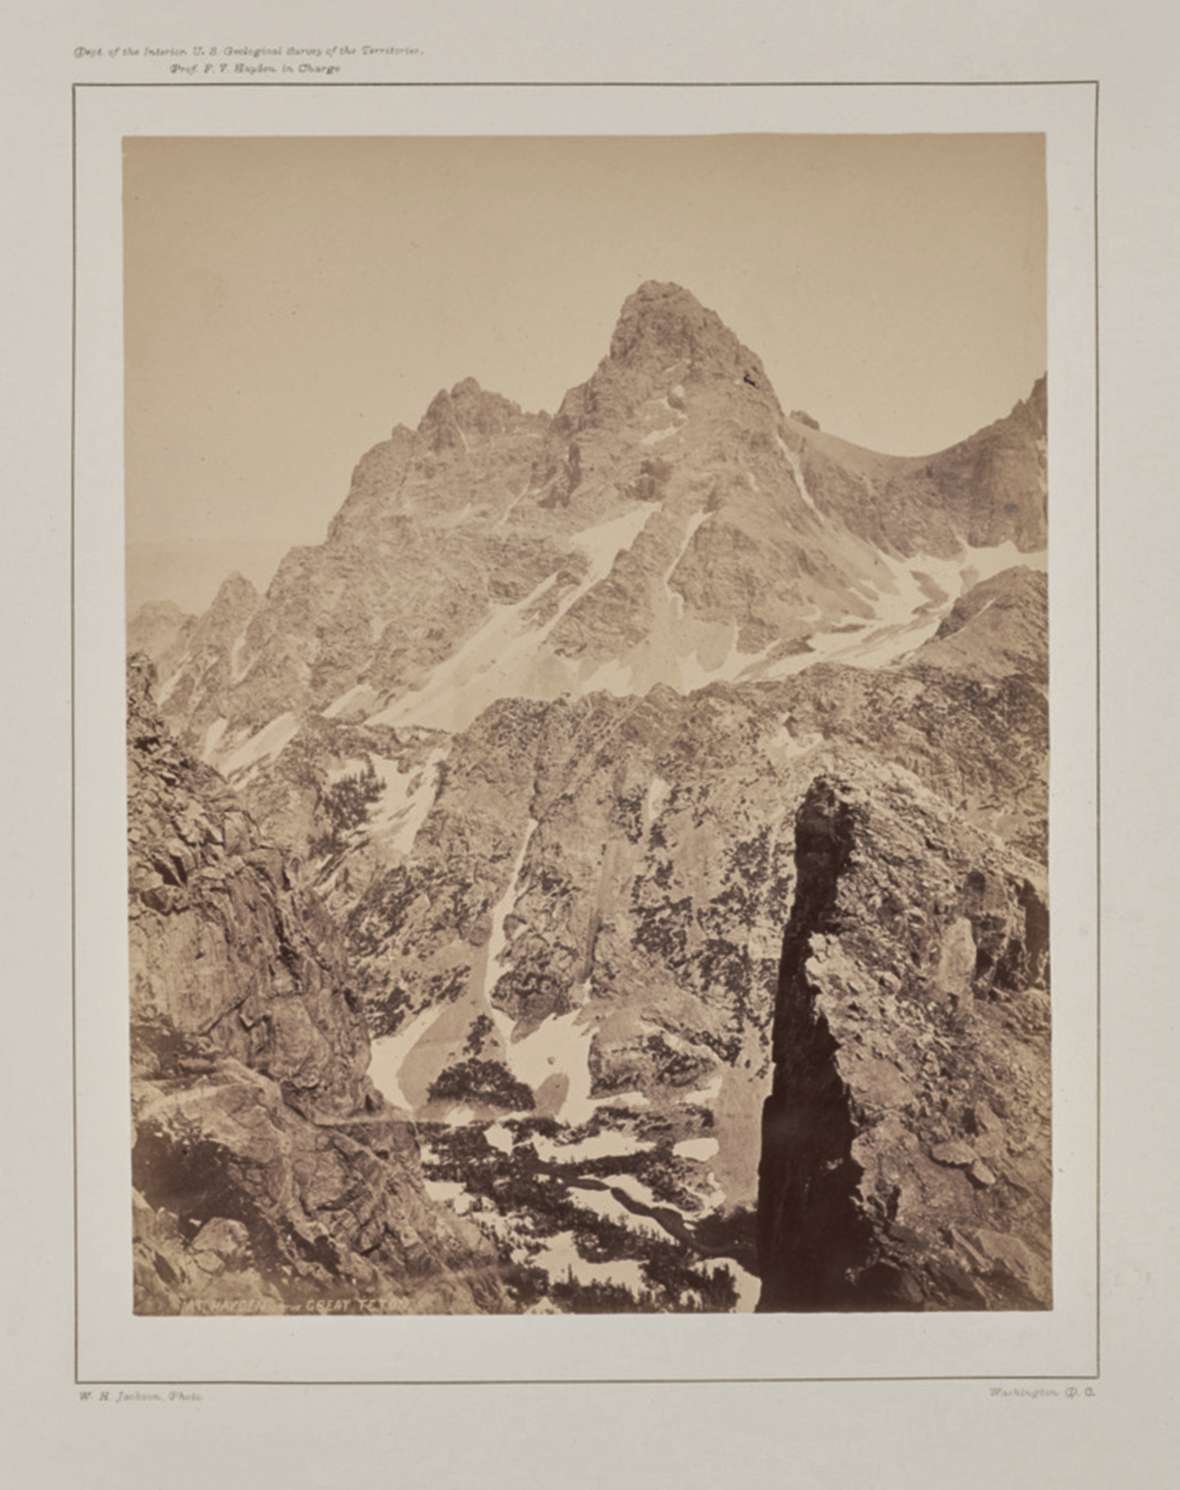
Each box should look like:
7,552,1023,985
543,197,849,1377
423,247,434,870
211,571,259,609
613,280,715,350
198,571,260,645
417,376,528,451
131,598,188,625
1019,373,1047,435
609,280,747,372
623,279,706,314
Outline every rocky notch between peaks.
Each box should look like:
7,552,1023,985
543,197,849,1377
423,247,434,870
127,653,507,1314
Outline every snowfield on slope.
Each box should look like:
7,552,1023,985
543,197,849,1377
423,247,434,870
367,505,654,731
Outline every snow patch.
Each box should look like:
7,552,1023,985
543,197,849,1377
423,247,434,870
201,717,228,761
645,775,671,822
672,622,780,693
530,1231,647,1294
577,655,636,695
214,712,299,777
494,480,532,529
484,818,539,1010
603,1173,662,1210
503,1009,597,1126
324,682,378,720
592,1089,652,1111
673,1137,720,1162
423,1179,474,1215
567,1184,668,1239
229,633,250,684
368,1002,448,1110
533,1131,649,1164
325,756,369,785
666,511,711,617
568,504,654,574
368,506,654,731
482,820,601,1123
368,748,447,854
483,1122,514,1154
757,542,1047,678
776,433,819,513
680,1074,723,1105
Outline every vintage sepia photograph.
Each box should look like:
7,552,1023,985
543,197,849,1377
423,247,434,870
124,133,1049,1317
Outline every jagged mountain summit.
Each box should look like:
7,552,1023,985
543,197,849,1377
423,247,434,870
143,280,1046,756
127,280,1050,1314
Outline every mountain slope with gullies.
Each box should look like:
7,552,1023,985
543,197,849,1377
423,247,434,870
127,280,1049,1312
126,655,509,1315
131,565,1048,1313
327,579,1046,1239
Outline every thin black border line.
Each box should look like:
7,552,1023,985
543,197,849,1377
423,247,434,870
70,79,80,1387
74,79,1101,88
71,77,1101,1389
76,1374,1099,1387
1093,77,1102,1381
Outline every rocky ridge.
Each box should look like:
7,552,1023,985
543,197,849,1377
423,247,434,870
127,654,507,1314
757,774,1050,1310
149,281,1046,749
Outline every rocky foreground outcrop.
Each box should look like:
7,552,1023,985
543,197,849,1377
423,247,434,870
757,773,1050,1311
127,654,507,1314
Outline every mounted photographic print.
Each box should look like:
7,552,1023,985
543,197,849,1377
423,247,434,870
123,133,1049,1317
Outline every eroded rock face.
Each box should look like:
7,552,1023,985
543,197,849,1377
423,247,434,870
791,376,1046,557
917,566,1049,685
127,654,507,1315
756,774,1050,1311
343,607,1048,1045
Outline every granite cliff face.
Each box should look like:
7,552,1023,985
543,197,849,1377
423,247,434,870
128,280,1049,1313
757,774,1050,1311
127,654,507,1314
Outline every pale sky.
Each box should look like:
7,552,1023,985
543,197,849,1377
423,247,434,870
124,133,1045,614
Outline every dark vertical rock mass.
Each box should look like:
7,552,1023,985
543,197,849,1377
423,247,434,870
127,653,507,1314
756,780,866,1308
757,773,1051,1311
